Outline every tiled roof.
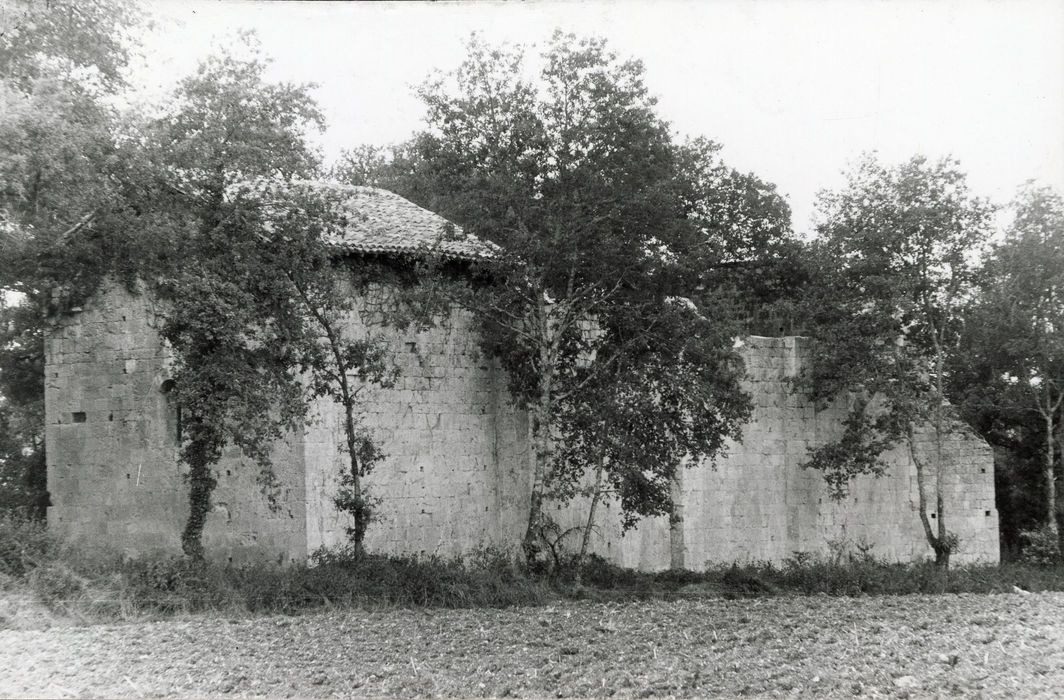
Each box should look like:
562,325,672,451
315,183,497,261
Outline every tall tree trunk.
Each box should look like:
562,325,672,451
523,293,554,565
908,427,948,567
181,432,217,561
1044,405,1058,541
291,274,370,555
932,337,951,569
669,465,686,571
524,385,552,565
574,453,605,586
1057,414,1064,553
339,372,367,554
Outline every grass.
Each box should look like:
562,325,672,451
5,515,1064,628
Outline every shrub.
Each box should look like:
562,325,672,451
0,516,58,578
303,545,548,609
574,554,639,589
25,561,87,610
119,557,236,614
719,563,778,598
1019,526,1061,566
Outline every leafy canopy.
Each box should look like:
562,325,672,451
797,154,994,495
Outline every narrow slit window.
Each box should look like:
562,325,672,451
160,379,181,443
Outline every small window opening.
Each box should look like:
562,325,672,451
985,510,992,517
160,379,181,442
71,412,86,423
931,512,937,519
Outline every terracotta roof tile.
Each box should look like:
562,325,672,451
314,183,497,261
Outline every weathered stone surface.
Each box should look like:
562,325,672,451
45,284,999,568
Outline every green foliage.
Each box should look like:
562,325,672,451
0,516,56,578
799,396,900,499
1,19,410,552
153,32,325,202
795,154,995,566
127,37,402,558
554,302,752,530
0,0,143,91
10,514,1064,624
672,136,809,330
0,0,145,518
402,32,767,559
0,396,47,518
1019,526,1061,567
952,184,1064,544
331,429,385,545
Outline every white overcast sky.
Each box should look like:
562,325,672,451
135,0,1064,235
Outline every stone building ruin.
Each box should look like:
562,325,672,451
44,187,1000,568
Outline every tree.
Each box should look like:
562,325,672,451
0,0,144,518
953,184,1064,554
144,36,439,557
672,137,809,334
797,154,994,568
0,0,142,91
403,33,754,564
557,296,751,574
134,35,412,558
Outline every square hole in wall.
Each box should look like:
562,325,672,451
930,512,936,519
985,510,992,517
71,412,86,423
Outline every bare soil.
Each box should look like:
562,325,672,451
2,592,1062,698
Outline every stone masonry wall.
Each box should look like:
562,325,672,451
301,281,531,558
549,336,999,569
45,283,309,564
46,285,998,568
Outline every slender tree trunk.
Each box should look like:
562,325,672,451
909,427,947,566
290,272,370,554
669,465,686,571
1044,405,1058,541
931,337,950,569
338,372,367,554
1057,413,1064,552
933,414,950,569
574,453,605,586
523,293,554,565
524,382,552,565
